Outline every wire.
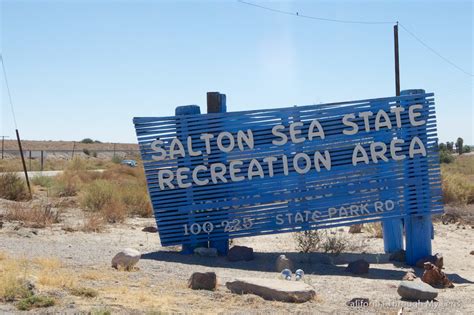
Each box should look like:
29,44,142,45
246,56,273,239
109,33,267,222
238,0,473,77
237,0,395,25
399,23,473,77
0,54,18,129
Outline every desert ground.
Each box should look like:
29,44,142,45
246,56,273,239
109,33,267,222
0,201,473,314
0,150,473,314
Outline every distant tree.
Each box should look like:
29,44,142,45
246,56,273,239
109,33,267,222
463,145,471,153
446,142,454,152
456,138,464,155
94,140,102,144
81,138,94,144
438,143,447,151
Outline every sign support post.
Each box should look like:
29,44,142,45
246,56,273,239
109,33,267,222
207,92,229,255
381,22,405,254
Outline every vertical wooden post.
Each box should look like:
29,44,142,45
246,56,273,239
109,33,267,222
207,92,229,255
40,150,44,171
176,105,208,254
15,129,31,197
401,89,433,265
1,136,7,159
381,23,404,253
29,150,32,170
394,22,401,96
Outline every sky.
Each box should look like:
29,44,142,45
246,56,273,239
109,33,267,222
1,0,472,144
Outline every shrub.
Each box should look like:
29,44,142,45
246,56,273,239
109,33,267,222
69,287,98,298
0,173,30,201
52,173,80,197
439,150,454,164
82,213,105,232
442,173,474,205
83,148,91,156
5,203,60,228
101,199,126,223
321,232,348,255
119,183,153,217
31,176,54,188
463,145,471,153
16,295,55,311
293,230,322,253
80,180,116,211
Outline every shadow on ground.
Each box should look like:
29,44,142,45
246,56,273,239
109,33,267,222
142,250,412,280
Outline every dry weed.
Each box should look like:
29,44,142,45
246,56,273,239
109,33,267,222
5,203,60,228
363,222,383,238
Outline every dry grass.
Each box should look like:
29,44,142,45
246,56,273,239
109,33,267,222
81,213,106,232
0,253,31,302
441,155,474,205
363,222,383,238
0,173,30,201
4,203,60,228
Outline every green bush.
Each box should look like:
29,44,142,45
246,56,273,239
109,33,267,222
0,173,30,201
439,150,454,164
17,295,55,311
80,180,116,211
31,176,54,188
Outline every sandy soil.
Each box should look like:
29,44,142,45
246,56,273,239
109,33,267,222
0,199,473,314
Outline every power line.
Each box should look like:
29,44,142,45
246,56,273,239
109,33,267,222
0,54,18,129
238,0,394,25
238,0,473,77
399,23,473,77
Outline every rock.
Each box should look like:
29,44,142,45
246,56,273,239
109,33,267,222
397,280,438,301
349,224,363,233
142,226,158,233
188,272,217,291
470,250,474,255
346,259,369,274
226,277,315,303
194,247,218,257
346,297,369,307
416,253,443,269
0,221,3,229
389,250,406,262
422,262,454,288
112,248,141,270
275,255,294,272
227,245,254,262
402,271,417,281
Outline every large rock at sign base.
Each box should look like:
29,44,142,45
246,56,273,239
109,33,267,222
397,279,438,301
275,255,294,272
188,272,217,291
112,248,141,270
346,259,370,274
226,277,315,303
227,245,254,262
422,262,454,288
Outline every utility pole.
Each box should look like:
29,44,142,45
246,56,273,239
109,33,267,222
1,135,8,159
394,22,400,96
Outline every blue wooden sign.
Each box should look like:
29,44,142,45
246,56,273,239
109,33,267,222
134,90,442,263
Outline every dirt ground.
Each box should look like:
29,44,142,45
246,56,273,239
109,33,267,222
0,199,473,314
